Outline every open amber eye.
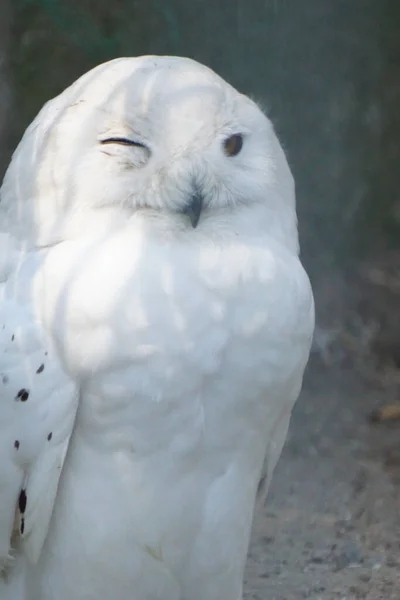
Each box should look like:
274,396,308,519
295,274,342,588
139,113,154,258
223,134,243,157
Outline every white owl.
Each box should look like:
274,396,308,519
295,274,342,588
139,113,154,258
0,56,314,600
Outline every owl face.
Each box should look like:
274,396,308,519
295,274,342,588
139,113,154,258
3,56,296,247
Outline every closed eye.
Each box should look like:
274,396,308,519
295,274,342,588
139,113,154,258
100,137,148,149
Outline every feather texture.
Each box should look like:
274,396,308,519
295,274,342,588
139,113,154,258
0,55,314,600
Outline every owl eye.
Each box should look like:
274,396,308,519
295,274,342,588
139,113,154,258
223,134,243,157
100,137,148,149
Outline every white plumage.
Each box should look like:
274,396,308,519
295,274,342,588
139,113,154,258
0,56,314,600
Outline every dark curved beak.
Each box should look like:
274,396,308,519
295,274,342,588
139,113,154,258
182,190,203,228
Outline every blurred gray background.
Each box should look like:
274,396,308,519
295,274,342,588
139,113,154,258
2,2,400,598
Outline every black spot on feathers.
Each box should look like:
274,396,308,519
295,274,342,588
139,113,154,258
19,489,27,514
14,440,20,449
47,432,52,441
36,364,44,374
11,335,14,342
20,518,25,535
16,388,29,401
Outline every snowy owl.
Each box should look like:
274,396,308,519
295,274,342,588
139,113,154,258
0,56,314,600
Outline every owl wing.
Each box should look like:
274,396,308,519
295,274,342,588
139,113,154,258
0,232,79,570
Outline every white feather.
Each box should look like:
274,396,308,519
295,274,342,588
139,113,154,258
0,236,78,568
0,55,314,600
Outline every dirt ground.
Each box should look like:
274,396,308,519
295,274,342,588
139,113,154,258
245,358,400,600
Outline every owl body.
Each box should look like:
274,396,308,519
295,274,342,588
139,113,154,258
0,56,314,600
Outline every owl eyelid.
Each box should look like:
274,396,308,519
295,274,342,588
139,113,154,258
100,137,148,149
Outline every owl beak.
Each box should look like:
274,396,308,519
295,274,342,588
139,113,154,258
182,190,203,228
